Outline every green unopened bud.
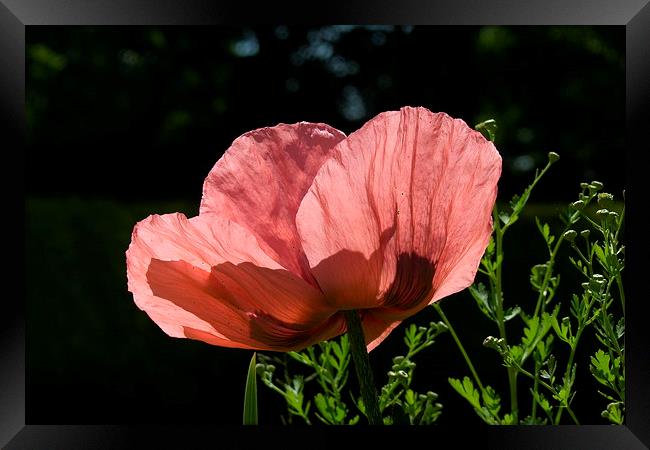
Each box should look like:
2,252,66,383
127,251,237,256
426,391,438,401
255,364,266,376
580,182,590,189
561,316,571,327
592,274,605,280
580,229,590,239
581,282,589,290
596,209,610,217
483,336,505,352
597,192,614,206
589,276,606,292
562,230,577,242
418,326,427,333
392,356,405,364
590,181,604,191
548,152,560,163
388,371,397,378
397,370,409,379
608,211,619,220
570,200,585,210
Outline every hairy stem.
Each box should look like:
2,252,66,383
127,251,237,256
344,310,382,425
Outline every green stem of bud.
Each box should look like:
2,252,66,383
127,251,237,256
344,310,382,425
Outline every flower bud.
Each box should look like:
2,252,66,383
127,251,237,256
483,336,504,351
597,192,614,206
562,230,577,242
255,364,266,376
590,181,604,190
580,229,590,239
570,200,585,210
580,182,589,189
596,209,610,218
589,276,606,292
392,356,405,364
426,391,438,401
548,152,560,163
397,370,409,379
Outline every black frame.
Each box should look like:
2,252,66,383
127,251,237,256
4,1,649,448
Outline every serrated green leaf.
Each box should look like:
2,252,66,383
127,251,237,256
593,243,607,267
331,341,343,362
469,282,495,320
481,385,501,416
243,352,258,425
449,376,481,410
510,345,524,365
504,306,521,322
287,350,312,367
530,263,548,290
405,389,416,405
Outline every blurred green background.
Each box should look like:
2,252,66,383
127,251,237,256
26,26,625,425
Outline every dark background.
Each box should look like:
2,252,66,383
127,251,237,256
25,26,625,425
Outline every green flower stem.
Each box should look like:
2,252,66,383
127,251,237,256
530,360,541,421
433,302,484,391
616,275,626,317
614,205,625,316
492,208,518,420
532,233,566,319
514,364,580,425
554,323,587,424
344,310,382,425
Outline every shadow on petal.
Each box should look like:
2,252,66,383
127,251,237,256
146,258,345,351
381,252,435,311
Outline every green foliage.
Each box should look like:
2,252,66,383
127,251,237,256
443,126,625,426
257,321,446,425
378,322,447,424
256,359,312,424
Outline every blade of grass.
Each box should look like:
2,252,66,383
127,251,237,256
243,352,258,425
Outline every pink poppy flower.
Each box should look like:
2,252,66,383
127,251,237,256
126,107,502,352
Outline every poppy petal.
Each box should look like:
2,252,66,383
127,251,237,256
200,122,346,284
297,107,501,340
361,312,402,352
126,212,277,343
127,213,344,350
146,259,345,351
